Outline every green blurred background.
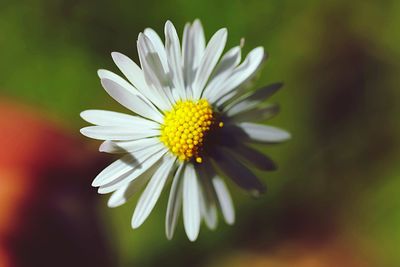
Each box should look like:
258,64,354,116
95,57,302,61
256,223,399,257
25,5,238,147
1,0,400,266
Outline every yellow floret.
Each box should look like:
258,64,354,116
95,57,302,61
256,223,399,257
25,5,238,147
160,99,217,162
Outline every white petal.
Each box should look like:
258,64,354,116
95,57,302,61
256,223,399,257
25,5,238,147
91,154,137,188
164,21,185,99
225,99,259,117
199,183,218,230
143,28,168,70
227,144,277,171
165,164,184,240
97,69,141,96
99,137,160,154
111,52,167,109
192,28,227,99
196,163,219,230
137,33,174,109
182,20,205,95
229,104,280,123
215,91,236,107
80,109,160,128
80,126,159,141
182,23,192,83
211,148,265,195
209,47,265,104
235,122,291,143
212,176,235,225
224,83,282,114
100,78,163,123
107,162,159,208
202,46,241,99
131,155,176,228
212,46,242,78
107,179,141,208
182,164,201,241
111,52,148,92
97,147,167,193
191,19,206,67
92,143,165,187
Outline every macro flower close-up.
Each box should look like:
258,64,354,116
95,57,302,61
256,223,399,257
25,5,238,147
2,1,399,266
80,19,290,241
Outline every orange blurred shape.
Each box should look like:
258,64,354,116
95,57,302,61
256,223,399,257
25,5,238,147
0,98,113,267
0,248,11,267
211,239,372,267
0,170,29,242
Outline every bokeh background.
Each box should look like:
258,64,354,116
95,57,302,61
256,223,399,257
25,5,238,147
1,0,400,266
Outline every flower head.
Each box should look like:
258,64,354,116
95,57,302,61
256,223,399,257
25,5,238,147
80,19,290,241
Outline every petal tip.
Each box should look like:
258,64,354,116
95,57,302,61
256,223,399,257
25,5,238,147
131,219,141,229
165,20,173,27
193,18,202,24
97,69,106,79
98,141,110,152
92,179,100,187
79,127,88,136
79,110,88,120
226,217,235,225
111,51,120,59
187,232,198,242
220,28,228,36
100,77,112,89
165,231,174,240
107,200,117,208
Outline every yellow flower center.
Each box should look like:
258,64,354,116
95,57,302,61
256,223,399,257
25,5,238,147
160,99,220,163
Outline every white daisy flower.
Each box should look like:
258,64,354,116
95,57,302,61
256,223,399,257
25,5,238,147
80,19,290,241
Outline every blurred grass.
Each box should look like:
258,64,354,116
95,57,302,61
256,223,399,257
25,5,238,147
1,0,400,266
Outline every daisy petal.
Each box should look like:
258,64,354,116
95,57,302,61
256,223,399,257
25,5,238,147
80,126,159,141
111,52,167,109
165,164,184,240
164,21,185,99
243,82,282,103
212,176,235,225
225,100,259,117
210,47,265,104
97,69,141,96
211,46,242,79
229,103,280,123
224,83,283,114
182,164,201,241
182,22,194,91
199,184,218,230
111,52,148,92
235,122,291,143
192,28,227,99
197,163,219,229
202,46,241,99
191,19,206,66
228,144,277,171
212,148,265,196
107,162,159,208
137,33,174,109
91,154,137,188
80,109,160,128
144,28,168,70
100,78,163,123
131,156,176,228
182,20,206,95
99,137,159,154
93,143,165,187
97,147,167,194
